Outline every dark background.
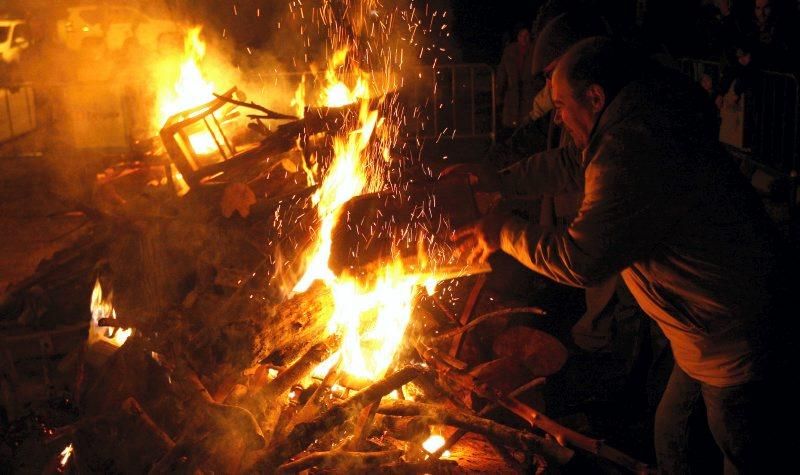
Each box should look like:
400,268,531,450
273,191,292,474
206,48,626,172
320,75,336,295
0,0,774,65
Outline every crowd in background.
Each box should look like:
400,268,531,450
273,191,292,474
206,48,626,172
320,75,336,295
494,0,800,147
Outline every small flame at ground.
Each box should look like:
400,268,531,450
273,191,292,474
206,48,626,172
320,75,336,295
89,279,132,347
59,443,74,468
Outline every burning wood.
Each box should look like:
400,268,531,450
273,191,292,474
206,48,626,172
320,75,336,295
329,174,492,279
1,3,653,473
375,399,574,466
276,449,404,473
247,365,426,471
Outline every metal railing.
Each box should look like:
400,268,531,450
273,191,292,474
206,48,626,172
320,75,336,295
404,63,496,142
679,58,799,175
0,84,36,144
249,63,497,142
1,63,497,155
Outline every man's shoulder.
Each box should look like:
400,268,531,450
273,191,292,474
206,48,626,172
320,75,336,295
589,122,661,166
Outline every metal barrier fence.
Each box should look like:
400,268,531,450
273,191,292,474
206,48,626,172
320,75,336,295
0,84,36,144
249,63,497,142
406,63,496,141
1,63,496,153
679,58,799,176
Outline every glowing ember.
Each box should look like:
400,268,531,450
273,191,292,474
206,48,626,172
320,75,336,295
89,279,132,347
423,434,451,457
59,443,74,468
154,26,216,152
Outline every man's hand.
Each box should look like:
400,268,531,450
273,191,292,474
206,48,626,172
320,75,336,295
452,210,511,264
437,163,502,193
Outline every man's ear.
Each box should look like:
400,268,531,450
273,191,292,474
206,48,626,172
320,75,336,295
585,84,606,113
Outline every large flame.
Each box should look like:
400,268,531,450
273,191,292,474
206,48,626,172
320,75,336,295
154,27,217,154
291,48,435,381
89,279,132,347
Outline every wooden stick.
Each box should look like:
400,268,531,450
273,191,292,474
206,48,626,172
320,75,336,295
266,339,336,398
433,306,547,341
278,355,342,442
174,363,265,450
248,365,425,472
212,93,298,120
431,377,546,458
276,449,403,474
417,343,648,473
345,403,379,451
248,338,337,416
121,397,175,451
431,295,459,325
449,274,486,357
376,399,573,466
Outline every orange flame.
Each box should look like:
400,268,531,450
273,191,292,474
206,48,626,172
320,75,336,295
154,27,217,154
89,279,132,347
291,48,436,381
422,433,451,457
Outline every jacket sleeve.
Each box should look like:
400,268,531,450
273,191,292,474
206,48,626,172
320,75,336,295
498,132,688,287
498,143,583,197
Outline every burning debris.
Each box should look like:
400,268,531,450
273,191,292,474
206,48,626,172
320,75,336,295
0,1,650,473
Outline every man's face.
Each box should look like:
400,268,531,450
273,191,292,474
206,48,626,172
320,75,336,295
551,67,597,149
755,0,772,26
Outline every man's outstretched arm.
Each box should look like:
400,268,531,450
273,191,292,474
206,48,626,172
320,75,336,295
499,143,584,197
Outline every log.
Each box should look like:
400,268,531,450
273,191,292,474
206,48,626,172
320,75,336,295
375,400,573,466
278,355,342,440
375,415,431,443
432,307,548,342
245,336,338,417
329,175,491,280
431,377,546,459
121,397,176,452
246,365,425,472
344,402,379,450
174,363,265,450
276,449,403,474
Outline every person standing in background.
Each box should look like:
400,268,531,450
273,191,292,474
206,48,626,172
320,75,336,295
496,25,535,142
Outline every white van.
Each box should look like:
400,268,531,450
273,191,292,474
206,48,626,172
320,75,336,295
56,5,181,52
0,19,31,63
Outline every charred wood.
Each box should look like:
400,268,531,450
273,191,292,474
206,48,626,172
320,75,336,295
376,399,573,466
246,365,425,472
276,449,403,474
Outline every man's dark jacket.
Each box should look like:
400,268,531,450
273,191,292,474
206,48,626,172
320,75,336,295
499,69,787,386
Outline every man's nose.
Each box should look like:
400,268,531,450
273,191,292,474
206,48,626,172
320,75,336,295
554,109,563,125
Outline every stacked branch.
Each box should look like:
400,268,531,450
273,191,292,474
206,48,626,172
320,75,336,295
246,365,425,472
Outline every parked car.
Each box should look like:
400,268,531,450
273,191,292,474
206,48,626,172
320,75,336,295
0,18,31,63
56,5,182,52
